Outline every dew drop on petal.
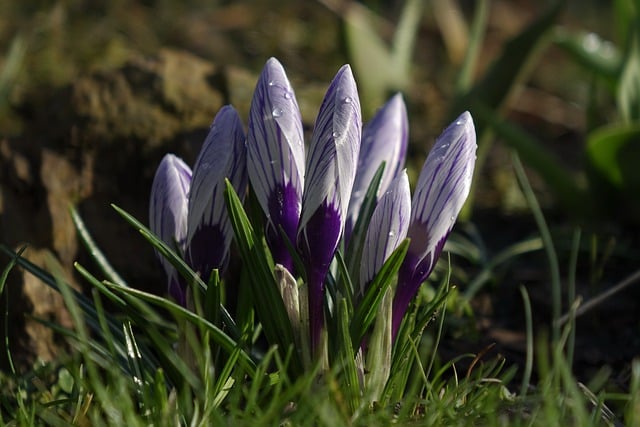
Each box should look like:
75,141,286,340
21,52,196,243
268,80,275,86
272,108,283,118
388,231,395,237
332,131,341,138
284,92,292,100
343,96,352,104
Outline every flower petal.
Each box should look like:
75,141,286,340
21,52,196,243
247,58,305,271
297,64,362,350
186,105,247,280
393,111,476,336
359,170,411,292
298,64,361,241
346,93,408,241
149,153,192,303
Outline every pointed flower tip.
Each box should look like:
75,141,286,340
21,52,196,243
248,57,305,270
149,153,192,302
186,104,247,277
150,154,191,247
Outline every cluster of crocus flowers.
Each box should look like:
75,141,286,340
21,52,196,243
149,57,476,354
149,106,247,306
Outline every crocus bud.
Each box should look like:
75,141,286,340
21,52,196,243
297,65,362,351
346,93,408,242
247,58,305,273
186,105,247,282
149,154,192,305
392,112,476,338
359,170,411,293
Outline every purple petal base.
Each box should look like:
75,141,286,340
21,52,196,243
391,224,449,339
266,183,300,273
297,203,342,353
186,223,228,281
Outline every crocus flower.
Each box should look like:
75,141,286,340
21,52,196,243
247,58,305,273
345,93,408,242
297,65,362,351
149,154,192,305
359,170,411,294
186,105,247,282
392,111,476,338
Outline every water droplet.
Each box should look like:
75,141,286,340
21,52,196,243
332,131,341,138
388,231,395,237
582,32,601,53
284,92,292,100
272,108,283,118
343,96,352,104
268,80,275,86
455,120,463,126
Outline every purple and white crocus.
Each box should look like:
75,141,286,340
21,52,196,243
247,58,305,273
149,57,476,355
149,154,192,306
297,65,362,352
186,106,247,282
392,111,476,338
149,105,247,305
359,170,411,293
345,93,408,243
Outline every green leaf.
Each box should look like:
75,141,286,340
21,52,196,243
223,179,301,375
71,206,127,286
350,239,409,347
586,123,640,218
0,245,27,296
618,26,640,122
455,0,489,94
344,3,393,113
553,28,621,90
111,204,240,337
102,281,257,377
363,287,392,404
345,162,385,288
111,204,206,293
336,298,360,413
450,0,565,127
343,0,423,114
390,0,423,88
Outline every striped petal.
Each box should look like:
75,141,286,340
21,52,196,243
392,111,476,337
346,93,408,242
359,170,411,293
186,105,247,281
247,57,305,272
297,64,362,351
149,154,192,304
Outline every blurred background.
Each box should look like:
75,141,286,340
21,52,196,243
0,0,638,397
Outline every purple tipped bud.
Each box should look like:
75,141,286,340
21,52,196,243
186,105,247,281
346,93,409,242
297,65,362,351
149,154,192,305
247,58,305,272
392,112,476,337
359,170,411,292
